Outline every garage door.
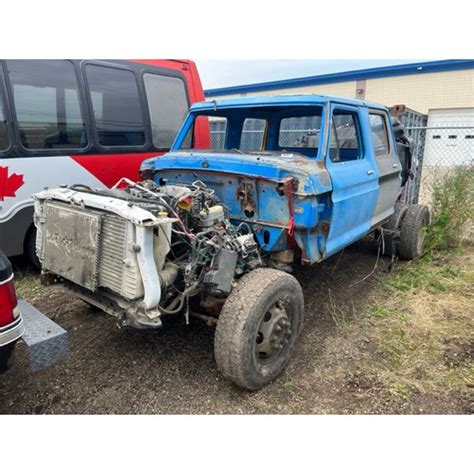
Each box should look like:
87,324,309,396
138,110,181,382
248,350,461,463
423,108,474,167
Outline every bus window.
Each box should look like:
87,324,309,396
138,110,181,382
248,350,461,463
6,60,87,150
85,65,145,147
143,74,189,149
0,85,9,151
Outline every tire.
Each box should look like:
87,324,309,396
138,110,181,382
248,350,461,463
0,343,15,374
398,204,430,260
25,226,41,270
382,202,408,256
214,268,304,390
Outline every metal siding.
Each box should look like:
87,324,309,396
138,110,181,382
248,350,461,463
364,70,474,114
204,60,474,97
206,70,474,117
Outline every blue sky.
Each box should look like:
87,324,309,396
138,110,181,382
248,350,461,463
197,59,425,90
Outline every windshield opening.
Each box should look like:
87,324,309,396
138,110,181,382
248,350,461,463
177,105,324,158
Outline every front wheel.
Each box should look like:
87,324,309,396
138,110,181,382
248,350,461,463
214,268,304,390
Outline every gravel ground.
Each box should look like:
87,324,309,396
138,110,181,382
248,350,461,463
0,239,468,414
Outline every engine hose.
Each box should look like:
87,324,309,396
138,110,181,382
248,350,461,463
158,263,178,289
157,282,201,315
157,294,185,315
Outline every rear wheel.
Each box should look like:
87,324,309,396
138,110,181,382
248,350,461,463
382,202,408,256
214,268,304,390
398,204,430,260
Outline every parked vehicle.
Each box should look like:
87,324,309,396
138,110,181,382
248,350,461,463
33,95,429,389
0,250,23,373
0,250,69,374
0,59,209,266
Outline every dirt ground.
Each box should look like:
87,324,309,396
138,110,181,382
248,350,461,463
1,239,472,414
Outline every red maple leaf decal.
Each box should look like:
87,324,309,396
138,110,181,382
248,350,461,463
0,166,25,202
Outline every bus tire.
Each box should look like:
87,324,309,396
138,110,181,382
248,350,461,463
214,268,304,390
25,225,41,270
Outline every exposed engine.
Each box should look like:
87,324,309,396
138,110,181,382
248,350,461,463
33,179,261,329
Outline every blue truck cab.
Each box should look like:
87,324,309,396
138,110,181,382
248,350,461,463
141,95,416,265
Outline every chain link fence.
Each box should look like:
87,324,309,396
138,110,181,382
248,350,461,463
405,125,474,206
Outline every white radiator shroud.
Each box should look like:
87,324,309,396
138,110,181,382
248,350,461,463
34,188,175,314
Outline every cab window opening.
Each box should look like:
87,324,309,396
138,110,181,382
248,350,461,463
177,106,323,158
329,110,363,162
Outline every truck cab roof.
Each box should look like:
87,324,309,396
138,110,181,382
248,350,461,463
194,94,389,113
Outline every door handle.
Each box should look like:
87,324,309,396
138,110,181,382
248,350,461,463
393,163,399,168
367,170,375,175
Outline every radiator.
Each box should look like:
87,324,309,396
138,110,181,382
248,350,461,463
41,202,144,300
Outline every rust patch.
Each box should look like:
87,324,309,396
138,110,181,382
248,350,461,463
320,220,330,236
275,182,286,196
237,181,256,216
317,171,331,188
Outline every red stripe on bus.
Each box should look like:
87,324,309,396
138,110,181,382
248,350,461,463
70,152,161,187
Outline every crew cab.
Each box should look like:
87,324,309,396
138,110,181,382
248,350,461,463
33,95,429,389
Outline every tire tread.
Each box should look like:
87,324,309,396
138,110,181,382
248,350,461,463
214,268,303,390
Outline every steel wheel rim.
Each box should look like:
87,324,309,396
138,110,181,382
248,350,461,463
254,299,292,364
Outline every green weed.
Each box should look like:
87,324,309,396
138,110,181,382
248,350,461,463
425,165,474,253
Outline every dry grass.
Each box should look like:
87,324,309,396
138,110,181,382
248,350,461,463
314,247,473,412
370,251,474,398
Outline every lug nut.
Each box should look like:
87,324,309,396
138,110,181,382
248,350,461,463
276,325,282,331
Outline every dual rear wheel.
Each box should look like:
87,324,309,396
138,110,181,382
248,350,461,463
383,203,430,260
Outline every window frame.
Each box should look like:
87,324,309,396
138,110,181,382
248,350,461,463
0,63,13,156
82,60,151,152
4,59,91,155
140,70,191,151
329,107,365,163
368,110,391,157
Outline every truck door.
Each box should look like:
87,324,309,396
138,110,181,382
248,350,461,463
323,104,379,257
368,110,402,226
